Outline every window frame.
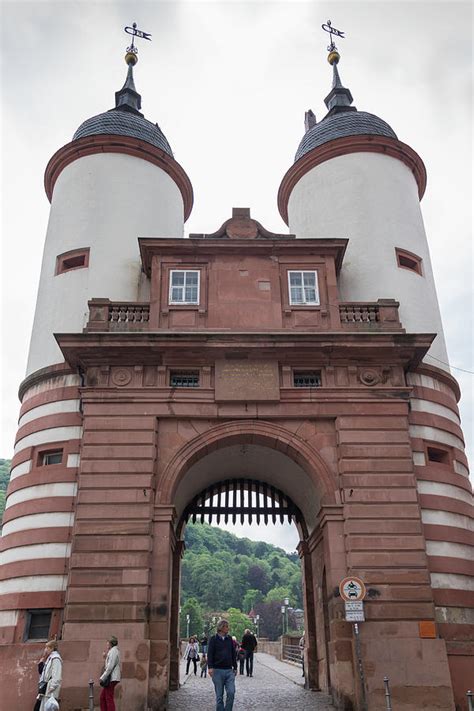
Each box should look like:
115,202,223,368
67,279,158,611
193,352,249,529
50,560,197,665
395,248,423,276
23,609,52,642
55,247,90,276
287,270,320,306
169,371,200,388
424,441,452,466
168,269,201,306
293,370,323,388
37,448,64,467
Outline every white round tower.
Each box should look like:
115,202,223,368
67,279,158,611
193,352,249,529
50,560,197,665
278,44,472,704
0,48,193,653
27,51,193,376
278,49,448,367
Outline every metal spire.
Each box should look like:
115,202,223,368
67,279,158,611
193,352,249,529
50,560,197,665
321,20,356,116
114,22,152,116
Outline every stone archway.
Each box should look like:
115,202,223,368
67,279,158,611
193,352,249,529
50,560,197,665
149,419,344,706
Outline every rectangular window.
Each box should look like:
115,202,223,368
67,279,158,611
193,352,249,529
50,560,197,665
55,248,90,275
40,450,63,466
293,371,322,388
170,371,200,388
24,610,52,641
288,271,319,305
427,446,450,465
169,270,200,305
395,248,423,275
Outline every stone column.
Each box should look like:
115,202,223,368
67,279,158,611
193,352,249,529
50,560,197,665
169,540,185,691
318,505,356,708
147,505,177,711
297,540,319,690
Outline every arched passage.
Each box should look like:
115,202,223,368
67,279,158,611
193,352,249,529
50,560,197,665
151,420,342,702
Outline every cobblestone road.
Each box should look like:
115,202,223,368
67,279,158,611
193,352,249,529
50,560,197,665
168,653,335,710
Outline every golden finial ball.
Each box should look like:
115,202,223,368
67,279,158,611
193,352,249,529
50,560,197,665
125,51,138,66
328,50,340,65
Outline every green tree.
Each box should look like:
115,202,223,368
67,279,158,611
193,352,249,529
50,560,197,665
0,459,11,524
247,563,270,595
242,589,263,613
265,586,293,605
225,607,256,642
180,597,203,640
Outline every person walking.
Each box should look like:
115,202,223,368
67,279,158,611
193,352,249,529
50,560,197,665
207,618,237,711
200,653,208,677
241,628,258,677
201,634,208,654
237,644,246,675
35,639,62,711
183,636,199,675
99,636,121,711
299,632,305,677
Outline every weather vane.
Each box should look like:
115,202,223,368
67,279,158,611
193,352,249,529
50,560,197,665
321,20,345,53
124,22,152,56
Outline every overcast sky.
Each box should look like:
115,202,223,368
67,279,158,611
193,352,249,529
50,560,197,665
1,1,472,551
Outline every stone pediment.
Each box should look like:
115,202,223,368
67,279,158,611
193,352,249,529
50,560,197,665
189,207,295,240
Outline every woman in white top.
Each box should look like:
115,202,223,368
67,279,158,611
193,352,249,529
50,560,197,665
183,636,200,675
99,636,121,711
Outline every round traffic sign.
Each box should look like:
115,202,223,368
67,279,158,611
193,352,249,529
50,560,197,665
339,576,366,602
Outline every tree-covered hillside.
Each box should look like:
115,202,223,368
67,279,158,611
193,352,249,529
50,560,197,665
181,523,303,639
0,459,11,523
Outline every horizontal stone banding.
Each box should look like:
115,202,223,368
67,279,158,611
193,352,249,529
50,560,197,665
1,498,75,525
7,469,77,495
0,591,65,611
427,556,474,576
415,467,472,492
6,483,77,509
0,557,70,581
419,495,473,519
0,528,72,552
1,513,74,537
14,426,83,454
18,397,80,426
15,413,82,445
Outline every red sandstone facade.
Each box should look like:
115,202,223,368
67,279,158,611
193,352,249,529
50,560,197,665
1,210,473,711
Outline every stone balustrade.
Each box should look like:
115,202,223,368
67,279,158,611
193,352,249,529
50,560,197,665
85,298,402,332
339,299,402,330
86,299,150,332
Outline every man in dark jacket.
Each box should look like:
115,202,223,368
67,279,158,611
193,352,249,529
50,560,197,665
241,628,258,677
207,619,237,711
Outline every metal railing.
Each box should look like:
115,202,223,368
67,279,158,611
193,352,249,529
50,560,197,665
282,644,302,664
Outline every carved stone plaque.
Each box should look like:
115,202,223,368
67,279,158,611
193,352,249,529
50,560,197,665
215,359,280,401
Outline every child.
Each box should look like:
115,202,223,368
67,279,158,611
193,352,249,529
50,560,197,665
200,653,208,678
238,645,246,675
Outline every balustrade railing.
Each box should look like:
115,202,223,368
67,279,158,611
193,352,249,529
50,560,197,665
86,298,402,332
339,299,402,330
87,299,150,332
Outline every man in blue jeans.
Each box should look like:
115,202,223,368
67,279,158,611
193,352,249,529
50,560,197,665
207,619,237,711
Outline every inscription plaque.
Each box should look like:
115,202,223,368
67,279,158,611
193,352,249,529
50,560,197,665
215,359,280,401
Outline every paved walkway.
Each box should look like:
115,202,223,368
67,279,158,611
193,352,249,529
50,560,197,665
168,653,335,710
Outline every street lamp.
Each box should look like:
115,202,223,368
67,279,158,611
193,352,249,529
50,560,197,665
186,613,190,638
281,605,286,636
253,614,260,638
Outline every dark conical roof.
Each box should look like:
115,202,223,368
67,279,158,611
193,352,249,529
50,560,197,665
294,56,397,163
72,60,173,156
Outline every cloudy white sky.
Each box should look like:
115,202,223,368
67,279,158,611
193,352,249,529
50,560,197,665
1,1,472,551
